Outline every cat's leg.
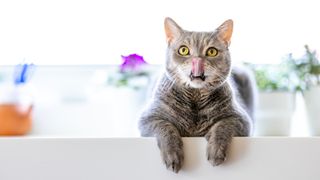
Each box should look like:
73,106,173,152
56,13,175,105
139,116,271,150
205,118,249,166
139,119,184,173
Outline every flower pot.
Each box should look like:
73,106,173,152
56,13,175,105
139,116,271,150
304,86,320,136
0,104,32,135
255,92,296,136
88,86,148,137
0,84,34,136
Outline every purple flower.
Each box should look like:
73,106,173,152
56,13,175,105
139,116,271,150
120,54,147,72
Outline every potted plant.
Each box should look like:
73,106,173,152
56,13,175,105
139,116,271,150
108,54,150,90
105,54,151,136
106,53,151,116
288,45,320,135
0,63,34,136
245,63,296,136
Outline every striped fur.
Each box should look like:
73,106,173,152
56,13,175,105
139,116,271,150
139,18,255,173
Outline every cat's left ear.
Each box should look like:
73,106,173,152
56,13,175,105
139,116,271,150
216,19,233,47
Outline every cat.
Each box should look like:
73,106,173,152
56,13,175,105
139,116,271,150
139,17,255,173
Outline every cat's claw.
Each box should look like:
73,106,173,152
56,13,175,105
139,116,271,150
161,148,184,173
166,162,180,173
206,143,227,166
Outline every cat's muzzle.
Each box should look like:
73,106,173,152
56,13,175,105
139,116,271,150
190,72,206,81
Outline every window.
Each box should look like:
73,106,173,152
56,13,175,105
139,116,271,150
0,0,319,65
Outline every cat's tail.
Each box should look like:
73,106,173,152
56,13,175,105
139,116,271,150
231,66,257,121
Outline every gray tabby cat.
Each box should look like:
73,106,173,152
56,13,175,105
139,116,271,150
139,17,255,173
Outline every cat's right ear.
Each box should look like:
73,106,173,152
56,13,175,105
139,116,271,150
164,17,183,44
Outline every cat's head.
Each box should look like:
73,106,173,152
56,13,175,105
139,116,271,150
164,17,233,89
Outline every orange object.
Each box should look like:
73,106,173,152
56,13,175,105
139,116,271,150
0,104,32,136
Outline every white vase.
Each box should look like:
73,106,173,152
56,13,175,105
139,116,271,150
255,92,296,136
304,86,320,136
106,87,148,137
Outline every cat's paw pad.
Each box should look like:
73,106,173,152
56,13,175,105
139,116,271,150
206,143,227,166
161,148,184,173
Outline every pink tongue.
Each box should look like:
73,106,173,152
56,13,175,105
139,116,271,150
192,58,204,76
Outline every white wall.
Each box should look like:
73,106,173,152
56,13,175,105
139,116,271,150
0,0,319,65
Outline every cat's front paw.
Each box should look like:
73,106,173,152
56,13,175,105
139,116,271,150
206,143,227,166
160,146,184,173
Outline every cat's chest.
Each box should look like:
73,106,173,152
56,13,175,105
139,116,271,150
185,89,213,112
168,87,230,136
170,90,211,132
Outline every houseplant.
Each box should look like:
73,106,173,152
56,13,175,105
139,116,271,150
0,63,34,135
245,63,296,136
105,54,151,136
288,45,320,135
107,54,150,90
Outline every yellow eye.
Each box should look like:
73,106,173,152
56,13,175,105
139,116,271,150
206,47,218,57
178,46,190,56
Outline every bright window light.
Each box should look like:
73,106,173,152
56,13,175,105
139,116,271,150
0,0,319,65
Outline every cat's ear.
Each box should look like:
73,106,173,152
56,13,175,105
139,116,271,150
216,19,233,47
164,17,183,44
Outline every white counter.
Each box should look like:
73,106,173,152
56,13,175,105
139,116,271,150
0,137,319,180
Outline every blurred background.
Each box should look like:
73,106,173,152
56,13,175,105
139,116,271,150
0,0,319,137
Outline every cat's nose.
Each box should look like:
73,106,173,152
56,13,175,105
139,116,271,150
191,57,204,77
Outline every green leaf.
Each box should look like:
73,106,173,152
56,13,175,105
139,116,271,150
310,65,320,75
